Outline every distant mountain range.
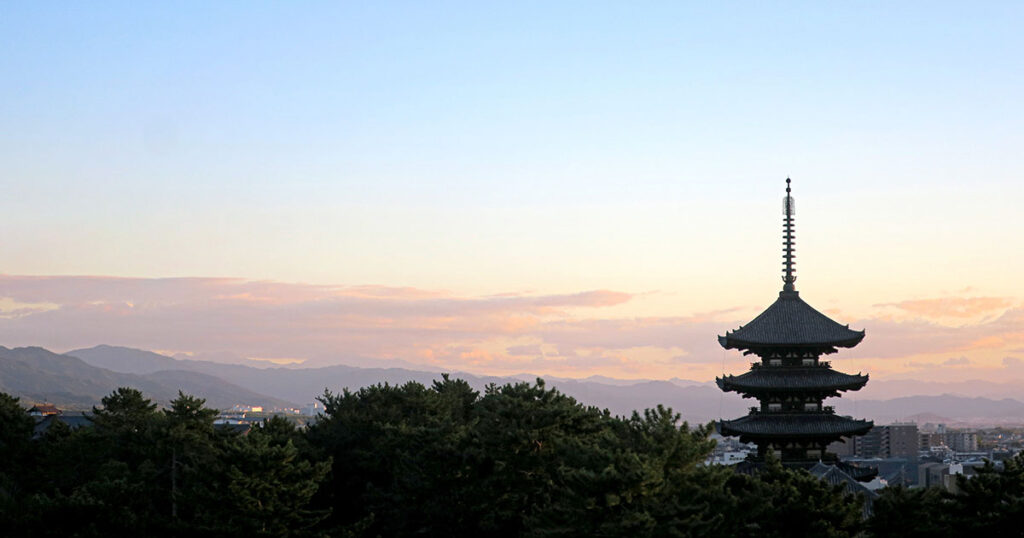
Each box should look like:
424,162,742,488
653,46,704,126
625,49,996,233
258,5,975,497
0,346,292,410
832,395,1024,426
65,345,741,421
1,344,1022,426
853,378,1024,402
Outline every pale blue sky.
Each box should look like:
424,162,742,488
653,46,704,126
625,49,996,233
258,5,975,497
2,2,1023,300
4,3,1024,379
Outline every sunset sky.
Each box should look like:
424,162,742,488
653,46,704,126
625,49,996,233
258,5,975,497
3,3,1024,383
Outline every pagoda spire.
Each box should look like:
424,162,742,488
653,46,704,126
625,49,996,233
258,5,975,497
782,178,796,293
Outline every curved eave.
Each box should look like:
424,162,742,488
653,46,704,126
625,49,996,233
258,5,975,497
718,332,865,351
718,415,873,440
717,291,866,351
716,371,869,395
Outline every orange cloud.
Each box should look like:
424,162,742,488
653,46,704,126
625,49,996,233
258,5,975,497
3,275,1024,382
875,296,1013,319
0,275,637,373
507,344,543,357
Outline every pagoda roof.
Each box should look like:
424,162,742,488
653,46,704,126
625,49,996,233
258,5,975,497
718,413,872,439
808,462,879,517
717,367,868,394
718,291,864,351
733,460,878,482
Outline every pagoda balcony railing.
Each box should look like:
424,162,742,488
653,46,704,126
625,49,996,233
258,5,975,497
748,406,837,415
749,361,833,369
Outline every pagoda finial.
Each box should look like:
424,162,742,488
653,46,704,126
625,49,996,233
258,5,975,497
782,178,797,292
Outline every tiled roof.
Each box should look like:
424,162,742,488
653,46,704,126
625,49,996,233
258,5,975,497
30,403,60,414
882,465,913,487
717,367,868,393
719,413,873,439
808,462,879,516
215,423,253,435
32,413,93,439
719,291,864,350
834,460,880,482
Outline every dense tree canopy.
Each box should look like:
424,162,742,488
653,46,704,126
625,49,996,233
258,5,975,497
0,379,1021,536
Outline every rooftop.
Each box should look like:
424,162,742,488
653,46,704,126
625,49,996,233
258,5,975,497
808,461,879,517
719,412,873,439
717,366,868,393
719,291,865,351
29,403,61,415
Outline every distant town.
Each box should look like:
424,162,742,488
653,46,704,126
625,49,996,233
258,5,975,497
710,422,1024,492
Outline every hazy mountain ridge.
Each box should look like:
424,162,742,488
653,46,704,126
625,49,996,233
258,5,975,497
854,378,1024,401
0,346,293,409
68,346,744,419
60,345,1024,426
833,394,1024,426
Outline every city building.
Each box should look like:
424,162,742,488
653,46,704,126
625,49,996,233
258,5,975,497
917,460,988,493
919,429,979,453
881,423,919,459
716,179,873,473
852,429,882,458
302,401,325,416
946,431,979,452
920,431,942,449
837,423,919,459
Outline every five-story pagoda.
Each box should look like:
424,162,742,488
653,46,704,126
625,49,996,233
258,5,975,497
717,179,872,466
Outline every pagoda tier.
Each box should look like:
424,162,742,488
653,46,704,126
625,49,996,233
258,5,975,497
715,178,873,467
717,365,868,398
719,290,864,355
719,412,872,443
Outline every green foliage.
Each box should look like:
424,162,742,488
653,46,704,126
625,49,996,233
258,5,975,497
306,375,479,535
220,432,330,537
0,387,331,537
868,485,951,537
950,452,1024,536
91,386,160,432
0,392,35,456
306,376,864,537
716,454,863,538
0,393,36,526
8,382,1024,536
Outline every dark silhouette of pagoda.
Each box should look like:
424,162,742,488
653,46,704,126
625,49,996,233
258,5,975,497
717,178,873,468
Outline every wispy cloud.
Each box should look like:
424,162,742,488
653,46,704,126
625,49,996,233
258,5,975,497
0,276,640,375
3,276,1024,381
874,296,1013,319
506,344,543,357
